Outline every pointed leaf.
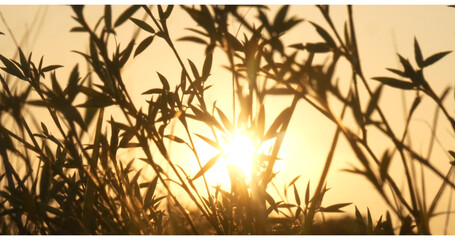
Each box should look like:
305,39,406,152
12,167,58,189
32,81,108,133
177,36,207,44
226,32,243,51
134,35,154,57
288,175,300,187
156,72,170,91
305,180,310,206
65,65,80,102
39,160,50,203
367,208,373,233
398,54,415,77
192,153,222,180
449,150,455,160
194,133,221,150
351,93,364,127
386,68,407,78
216,107,233,133
293,183,301,206
114,5,141,28
18,48,29,78
0,55,24,79
355,206,367,233
409,95,421,117
119,40,135,67
319,202,352,213
423,51,451,68
305,42,330,53
414,37,424,68
105,5,112,31
164,135,187,144
264,107,291,140
142,88,163,95
380,150,392,181
143,176,159,208
51,72,63,96
202,52,213,80
42,65,63,73
273,5,289,27
188,59,200,81
372,77,414,90
130,18,155,33
310,22,336,48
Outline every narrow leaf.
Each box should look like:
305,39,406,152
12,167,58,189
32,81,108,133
398,54,415,77
216,107,233,133
305,180,310,206
105,5,112,31
0,55,24,79
372,77,414,90
194,133,221,150
144,176,159,208
42,65,63,73
380,150,392,181
130,18,155,33
386,68,407,78
423,51,452,68
134,35,154,57
192,153,222,180
273,5,289,27
156,72,170,91
414,37,424,68
114,5,141,28
319,202,352,213
177,36,207,45
305,42,330,53
311,22,336,48
367,208,373,233
264,107,291,140
188,59,200,81
202,52,213,80
293,183,301,206
355,206,367,233
164,135,187,144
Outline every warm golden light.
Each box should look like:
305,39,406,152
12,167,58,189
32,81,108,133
222,134,255,178
194,133,287,188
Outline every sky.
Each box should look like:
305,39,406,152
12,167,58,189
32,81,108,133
0,4,454,234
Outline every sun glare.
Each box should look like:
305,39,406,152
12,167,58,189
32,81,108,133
222,134,255,177
194,132,286,189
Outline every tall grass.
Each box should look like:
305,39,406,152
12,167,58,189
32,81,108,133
0,5,454,234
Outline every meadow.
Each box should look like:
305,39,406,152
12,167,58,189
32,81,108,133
0,5,454,234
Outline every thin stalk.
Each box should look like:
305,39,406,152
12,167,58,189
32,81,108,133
302,90,350,234
444,171,454,234
81,107,104,233
346,6,421,228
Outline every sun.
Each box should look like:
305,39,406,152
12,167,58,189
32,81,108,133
221,134,255,177
193,132,285,189
193,133,257,188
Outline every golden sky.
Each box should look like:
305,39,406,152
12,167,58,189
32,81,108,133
0,5,454,234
